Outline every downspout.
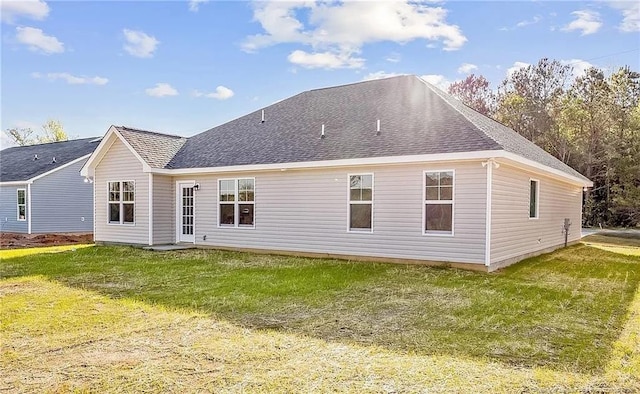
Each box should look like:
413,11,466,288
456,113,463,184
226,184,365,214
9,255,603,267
27,183,32,234
482,159,499,267
148,173,153,246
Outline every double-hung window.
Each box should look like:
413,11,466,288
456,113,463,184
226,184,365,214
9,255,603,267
108,181,135,224
219,178,255,227
529,179,539,219
349,174,373,231
17,189,26,221
424,171,454,235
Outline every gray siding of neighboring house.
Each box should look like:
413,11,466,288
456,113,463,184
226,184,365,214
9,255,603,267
30,159,93,233
490,163,583,266
0,185,28,233
176,161,488,265
152,174,175,244
94,138,149,244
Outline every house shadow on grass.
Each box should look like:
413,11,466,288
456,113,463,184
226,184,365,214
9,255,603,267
1,240,639,376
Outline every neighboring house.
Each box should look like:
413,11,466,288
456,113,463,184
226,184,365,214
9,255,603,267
0,138,99,234
81,75,592,271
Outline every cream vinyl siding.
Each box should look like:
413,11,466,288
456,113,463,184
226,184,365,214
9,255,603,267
94,138,149,244
490,163,582,264
153,174,175,244
178,161,487,265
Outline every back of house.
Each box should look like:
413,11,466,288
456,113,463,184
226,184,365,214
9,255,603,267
81,75,592,271
0,138,99,234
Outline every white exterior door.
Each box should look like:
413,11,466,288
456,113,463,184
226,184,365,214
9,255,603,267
177,182,195,243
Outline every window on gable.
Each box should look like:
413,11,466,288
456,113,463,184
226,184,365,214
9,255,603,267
108,181,135,224
17,189,26,221
424,171,454,235
349,174,373,231
529,179,539,219
219,178,255,227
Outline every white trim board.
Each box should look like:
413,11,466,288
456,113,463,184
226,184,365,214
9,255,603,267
0,154,91,186
147,150,591,188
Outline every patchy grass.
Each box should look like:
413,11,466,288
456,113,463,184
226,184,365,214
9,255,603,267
1,237,639,381
582,234,640,256
2,276,638,393
0,244,94,260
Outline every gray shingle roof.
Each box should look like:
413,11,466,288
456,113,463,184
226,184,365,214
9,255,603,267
167,76,503,169
110,75,587,183
116,126,187,168
1,137,99,182
422,79,588,180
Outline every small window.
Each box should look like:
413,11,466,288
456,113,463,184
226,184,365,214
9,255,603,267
349,174,373,231
219,178,255,227
529,180,539,219
108,181,135,224
17,189,26,221
424,171,454,235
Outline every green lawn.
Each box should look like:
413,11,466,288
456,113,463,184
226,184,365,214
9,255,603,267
2,238,639,377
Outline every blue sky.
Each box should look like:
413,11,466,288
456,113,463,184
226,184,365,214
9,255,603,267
1,0,639,147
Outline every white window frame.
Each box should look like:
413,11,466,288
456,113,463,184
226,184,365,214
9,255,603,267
529,178,539,220
217,177,255,229
347,173,374,233
16,188,26,221
423,169,455,237
107,180,136,225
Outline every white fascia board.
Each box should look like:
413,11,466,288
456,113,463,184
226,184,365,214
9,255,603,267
113,129,152,173
1,154,90,185
81,126,119,177
0,181,31,186
149,149,590,187
497,152,593,187
29,154,92,183
151,150,504,175
80,125,151,177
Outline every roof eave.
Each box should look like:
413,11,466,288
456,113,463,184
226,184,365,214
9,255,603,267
150,149,591,187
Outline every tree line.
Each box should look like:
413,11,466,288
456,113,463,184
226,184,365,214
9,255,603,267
448,59,639,228
4,120,69,146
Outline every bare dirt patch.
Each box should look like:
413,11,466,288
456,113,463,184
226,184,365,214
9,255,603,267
0,232,93,249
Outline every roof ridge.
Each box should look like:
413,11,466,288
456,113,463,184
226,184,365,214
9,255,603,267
417,77,502,148
117,125,186,139
309,74,412,93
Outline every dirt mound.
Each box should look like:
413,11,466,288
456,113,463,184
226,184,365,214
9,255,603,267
0,232,93,249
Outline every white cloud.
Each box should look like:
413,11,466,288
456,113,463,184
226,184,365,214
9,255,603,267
15,26,63,54
608,1,640,32
123,29,159,58
31,72,108,85
243,1,467,69
192,86,234,100
420,74,451,90
562,10,602,35
385,52,401,63
506,61,530,77
457,63,478,74
1,0,49,23
363,71,405,81
188,0,209,12
145,83,178,97
560,59,594,78
516,15,542,28
287,49,364,69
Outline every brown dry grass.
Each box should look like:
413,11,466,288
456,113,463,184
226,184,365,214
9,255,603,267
2,276,639,393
